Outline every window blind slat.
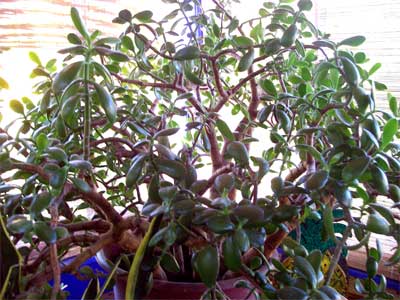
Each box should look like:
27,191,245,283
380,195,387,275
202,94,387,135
317,0,400,105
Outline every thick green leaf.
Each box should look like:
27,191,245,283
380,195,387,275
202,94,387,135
305,170,329,190
362,118,380,138
207,215,234,233
154,144,176,160
271,177,284,194
342,156,371,182
67,33,82,45
160,253,180,273
388,94,398,116
232,36,254,48
237,48,254,72
159,186,178,202
233,205,264,224
194,246,219,288
296,144,326,167
370,165,389,194
294,256,317,288
92,61,112,84
156,159,186,179
33,221,57,244
264,38,281,56
340,57,360,86
339,35,366,47
183,67,203,85
389,184,400,202
352,86,371,113
154,128,180,139
126,153,148,187
370,203,395,225
366,213,390,235
9,100,24,115
47,147,68,163
335,187,352,207
69,160,92,170
44,164,68,189
223,236,242,271
29,51,42,66
260,79,277,97
214,173,235,194
233,229,250,252
133,10,153,22
109,51,130,62
121,36,134,51
277,287,308,300
381,118,398,150
354,278,366,294
6,215,32,234
280,24,298,47
93,82,117,123
52,61,83,94
307,250,322,274
40,89,51,113
312,290,331,300
118,9,132,22
174,46,200,61
385,248,400,266
30,192,51,217
369,63,382,76
216,119,235,141
298,0,313,11
0,76,9,89
226,141,249,166
71,178,92,193
70,7,90,41
366,256,378,278
94,37,120,46
61,95,80,124
319,286,341,300
58,45,87,55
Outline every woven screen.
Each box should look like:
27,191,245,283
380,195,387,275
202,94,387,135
316,0,400,107
0,0,165,50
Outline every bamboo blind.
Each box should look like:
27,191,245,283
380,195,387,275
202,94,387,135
316,0,400,107
0,0,165,50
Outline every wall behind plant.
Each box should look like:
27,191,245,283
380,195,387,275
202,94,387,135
316,0,400,110
226,0,399,109
0,0,398,114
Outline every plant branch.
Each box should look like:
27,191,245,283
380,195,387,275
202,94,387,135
11,162,123,224
24,233,99,273
325,226,351,285
61,219,110,233
49,206,60,300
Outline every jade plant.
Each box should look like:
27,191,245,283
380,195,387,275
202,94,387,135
1,0,399,299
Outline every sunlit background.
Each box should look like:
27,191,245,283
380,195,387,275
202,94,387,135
0,0,399,121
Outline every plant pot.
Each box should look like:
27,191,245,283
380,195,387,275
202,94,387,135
96,245,256,300
114,275,255,300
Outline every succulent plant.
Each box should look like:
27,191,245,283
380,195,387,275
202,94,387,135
0,0,399,299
